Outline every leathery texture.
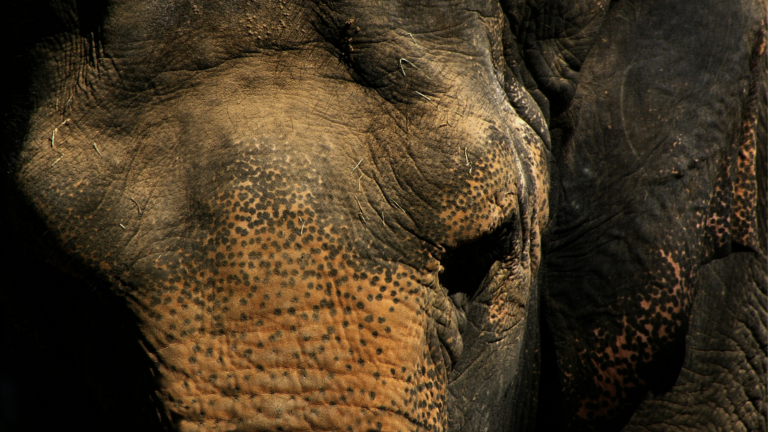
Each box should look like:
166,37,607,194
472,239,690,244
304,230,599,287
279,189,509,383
14,1,550,430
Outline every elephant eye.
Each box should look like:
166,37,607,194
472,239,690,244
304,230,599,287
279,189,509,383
439,221,517,301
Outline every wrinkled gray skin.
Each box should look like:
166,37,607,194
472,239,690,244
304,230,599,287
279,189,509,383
0,0,765,431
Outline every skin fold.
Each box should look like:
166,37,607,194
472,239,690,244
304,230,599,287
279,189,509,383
0,0,764,431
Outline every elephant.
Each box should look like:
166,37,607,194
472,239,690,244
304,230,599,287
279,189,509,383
0,0,764,431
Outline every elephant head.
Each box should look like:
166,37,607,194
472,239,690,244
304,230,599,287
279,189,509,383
1,0,764,431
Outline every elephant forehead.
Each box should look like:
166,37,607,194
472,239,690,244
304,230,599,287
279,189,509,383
17,37,544,265
15,0,551,260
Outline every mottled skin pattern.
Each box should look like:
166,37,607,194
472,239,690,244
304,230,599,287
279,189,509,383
541,0,767,430
0,0,765,432
624,252,767,431
621,20,768,432
10,1,549,431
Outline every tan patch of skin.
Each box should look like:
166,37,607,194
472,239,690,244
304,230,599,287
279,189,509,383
706,212,732,249
576,247,690,421
579,326,644,419
579,305,685,421
731,25,765,252
701,155,736,258
125,187,437,431
432,141,542,334
638,250,684,318
732,114,759,248
699,26,764,259
431,115,548,335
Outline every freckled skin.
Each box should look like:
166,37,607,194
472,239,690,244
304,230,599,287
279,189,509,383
541,1,766,430
2,0,765,431
11,1,549,431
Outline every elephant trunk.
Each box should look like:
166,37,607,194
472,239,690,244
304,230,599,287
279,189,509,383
122,208,449,431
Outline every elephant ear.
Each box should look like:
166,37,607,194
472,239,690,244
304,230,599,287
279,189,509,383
541,0,766,429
